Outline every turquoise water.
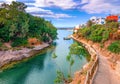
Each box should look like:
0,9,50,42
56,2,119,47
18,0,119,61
0,30,87,84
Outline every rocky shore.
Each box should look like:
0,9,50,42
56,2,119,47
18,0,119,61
0,43,49,70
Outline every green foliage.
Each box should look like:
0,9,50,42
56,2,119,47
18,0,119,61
106,22,119,28
91,24,103,29
0,41,3,47
102,30,109,42
69,42,89,57
0,1,57,47
80,28,91,38
90,35,103,42
42,35,50,42
78,25,115,42
52,54,66,84
54,70,65,84
53,42,90,84
66,54,74,82
66,55,71,61
70,59,74,66
52,53,57,59
66,55,74,67
108,41,120,54
1,1,27,12
89,27,104,42
87,20,93,27
11,38,28,47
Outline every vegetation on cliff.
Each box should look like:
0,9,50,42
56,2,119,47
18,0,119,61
108,40,120,54
0,1,57,48
76,21,120,54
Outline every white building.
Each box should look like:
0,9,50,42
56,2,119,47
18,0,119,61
90,16,105,25
73,25,80,33
73,24,86,33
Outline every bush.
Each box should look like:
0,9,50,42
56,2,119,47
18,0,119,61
102,30,110,42
11,38,28,47
42,36,50,42
108,41,120,54
89,28,105,42
91,24,103,29
90,35,103,42
0,41,3,47
79,25,115,42
106,22,119,28
0,2,57,47
80,28,91,38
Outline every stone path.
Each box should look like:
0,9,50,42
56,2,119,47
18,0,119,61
93,55,120,84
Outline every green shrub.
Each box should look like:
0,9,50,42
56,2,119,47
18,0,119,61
90,35,103,42
102,30,110,42
69,42,89,57
91,24,103,29
106,22,119,28
42,36,50,42
89,28,104,42
80,26,113,42
0,41,3,47
108,41,120,54
0,2,57,46
80,28,91,38
11,38,28,47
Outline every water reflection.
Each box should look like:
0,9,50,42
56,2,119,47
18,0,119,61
0,51,49,84
0,30,88,84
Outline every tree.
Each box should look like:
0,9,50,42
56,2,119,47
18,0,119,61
1,1,27,12
108,41,120,54
0,1,57,47
87,20,93,27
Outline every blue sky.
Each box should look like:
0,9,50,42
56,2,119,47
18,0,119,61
0,0,120,27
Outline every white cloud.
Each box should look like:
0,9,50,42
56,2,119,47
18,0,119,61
53,13,74,18
5,0,16,4
25,0,76,19
26,7,74,19
26,7,53,15
80,0,120,14
32,13,74,19
81,0,89,4
27,0,77,9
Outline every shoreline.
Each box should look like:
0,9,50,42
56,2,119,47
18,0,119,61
70,36,98,84
71,35,120,84
0,43,49,70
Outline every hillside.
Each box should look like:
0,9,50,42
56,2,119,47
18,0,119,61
0,1,57,50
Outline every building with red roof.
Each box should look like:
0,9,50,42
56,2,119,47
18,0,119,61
106,15,118,22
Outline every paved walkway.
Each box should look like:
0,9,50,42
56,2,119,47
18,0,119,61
93,55,120,84
72,36,120,84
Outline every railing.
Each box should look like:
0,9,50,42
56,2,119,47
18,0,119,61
84,55,99,84
83,43,99,84
83,42,99,84
71,36,99,84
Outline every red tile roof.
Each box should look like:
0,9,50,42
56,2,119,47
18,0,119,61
106,15,118,22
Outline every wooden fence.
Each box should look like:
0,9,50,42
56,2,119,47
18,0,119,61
84,55,99,84
71,36,99,84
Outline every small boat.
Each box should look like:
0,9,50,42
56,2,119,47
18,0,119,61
63,37,71,40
